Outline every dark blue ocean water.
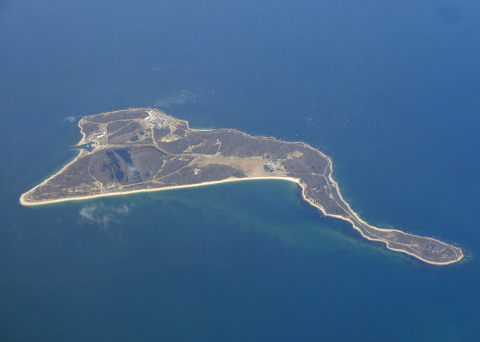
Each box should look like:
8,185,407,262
1,0,480,341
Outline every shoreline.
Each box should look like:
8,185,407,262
20,175,463,266
20,176,301,206
20,108,464,266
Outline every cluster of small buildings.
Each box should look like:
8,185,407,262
85,131,107,150
88,131,106,142
144,111,165,127
262,154,282,172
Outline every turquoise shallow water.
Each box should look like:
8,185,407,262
1,0,480,341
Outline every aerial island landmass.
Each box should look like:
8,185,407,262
20,108,464,265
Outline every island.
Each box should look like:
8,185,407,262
20,108,464,265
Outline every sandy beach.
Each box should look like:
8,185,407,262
20,172,463,265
